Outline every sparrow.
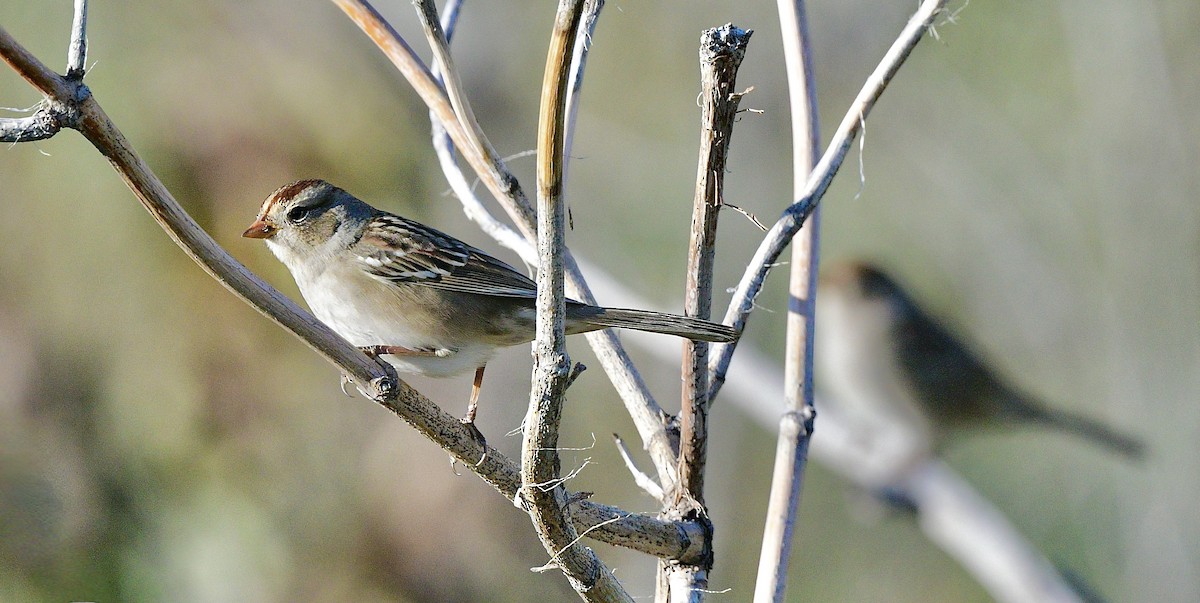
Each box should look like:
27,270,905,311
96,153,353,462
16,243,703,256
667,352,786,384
243,179,738,440
815,261,1143,460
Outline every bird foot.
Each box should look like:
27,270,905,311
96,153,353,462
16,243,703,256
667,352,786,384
461,417,488,467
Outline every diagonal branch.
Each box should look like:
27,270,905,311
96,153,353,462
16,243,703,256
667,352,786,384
412,0,506,193
707,0,948,400
331,0,537,232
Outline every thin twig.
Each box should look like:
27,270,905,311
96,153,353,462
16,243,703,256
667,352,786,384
66,0,88,78
522,1,631,600
707,0,949,400
562,0,605,184
331,0,535,231
413,0,505,181
0,17,706,566
426,0,539,266
613,434,665,502
752,1,821,601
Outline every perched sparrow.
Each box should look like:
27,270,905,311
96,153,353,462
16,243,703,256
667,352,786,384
243,179,738,436
815,261,1143,460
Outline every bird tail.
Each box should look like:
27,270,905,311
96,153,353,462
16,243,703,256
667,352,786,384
1005,394,1145,459
1040,408,1146,459
568,306,739,343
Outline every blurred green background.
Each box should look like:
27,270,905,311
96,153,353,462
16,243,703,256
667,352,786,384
1,1,1196,601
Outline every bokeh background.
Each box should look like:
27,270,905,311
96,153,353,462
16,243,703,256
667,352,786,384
1,1,1197,601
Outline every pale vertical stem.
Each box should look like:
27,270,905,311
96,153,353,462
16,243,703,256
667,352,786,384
752,1,822,601
66,0,88,78
523,1,631,599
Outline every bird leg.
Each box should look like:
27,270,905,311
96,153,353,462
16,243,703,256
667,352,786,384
465,365,486,424
359,345,454,358
459,366,488,465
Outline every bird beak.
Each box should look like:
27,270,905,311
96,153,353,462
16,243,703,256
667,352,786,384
242,219,276,239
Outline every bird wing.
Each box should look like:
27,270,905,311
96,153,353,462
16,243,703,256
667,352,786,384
355,213,538,299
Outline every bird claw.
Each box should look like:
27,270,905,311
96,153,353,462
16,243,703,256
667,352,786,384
339,374,356,397
461,417,488,466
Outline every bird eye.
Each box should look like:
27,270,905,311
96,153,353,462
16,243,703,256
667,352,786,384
287,206,312,223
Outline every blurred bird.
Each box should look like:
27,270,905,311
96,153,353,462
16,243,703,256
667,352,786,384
815,261,1143,459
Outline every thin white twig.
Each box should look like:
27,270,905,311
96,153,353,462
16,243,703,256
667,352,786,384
66,0,88,78
613,434,665,501
562,0,605,184
413,0,504,188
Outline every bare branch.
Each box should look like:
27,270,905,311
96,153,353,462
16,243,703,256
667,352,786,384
0,28,78,100
753,1,821,600
562,0,605,183
707,0,949,400
66,0,88,78
413,0,505,185
331,0,535,232
0,104,63,142
427,0,537,267
523,1,630,600
662,23,752,603
678,23,751,504
613,434,665,502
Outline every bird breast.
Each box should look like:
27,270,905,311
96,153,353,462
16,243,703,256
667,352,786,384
291,259,499,377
